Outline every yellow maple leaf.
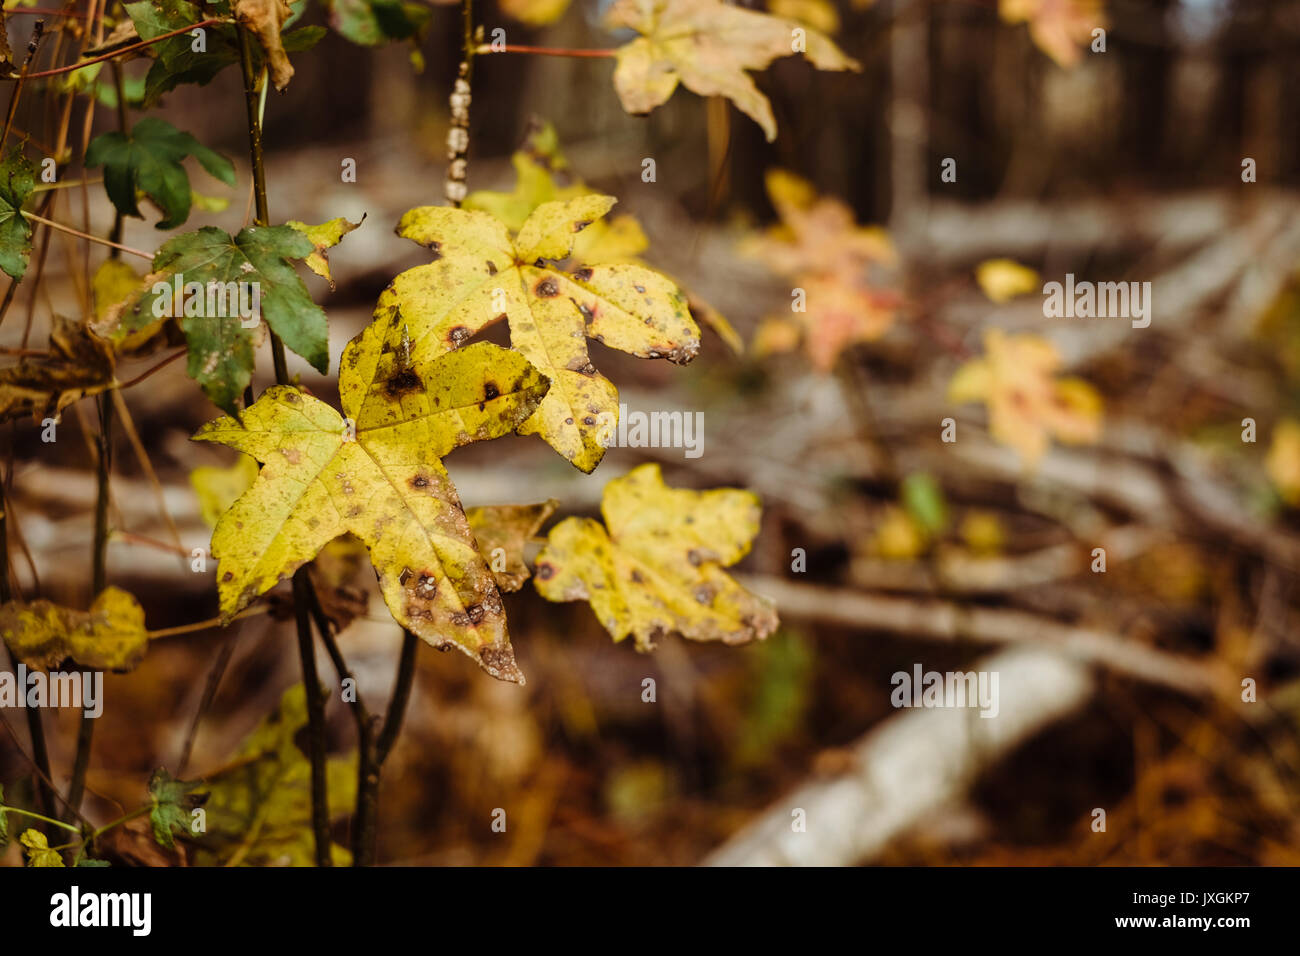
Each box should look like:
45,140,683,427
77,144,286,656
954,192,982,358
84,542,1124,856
0,586,148,671
606,0,860,142
534,463,778,649
948,328,1102,465
194,339,550,683
464,122,742,353
1000,0,1106,68
365,195,700,472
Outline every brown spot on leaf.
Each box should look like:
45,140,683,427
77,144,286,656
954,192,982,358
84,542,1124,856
536,562,555,581
448,326,473,349
534,277,559,298
384,367,423,396
486,260,497,275
572,267,593,282
483,382,500,401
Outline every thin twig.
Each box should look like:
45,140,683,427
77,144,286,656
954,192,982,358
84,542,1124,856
24,211,151,258
20,18,222,80
476,44,615,58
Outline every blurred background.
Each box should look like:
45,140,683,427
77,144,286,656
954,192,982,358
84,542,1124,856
4,0,1300,865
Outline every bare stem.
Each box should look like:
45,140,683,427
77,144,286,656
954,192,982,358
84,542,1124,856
476,44,616,58
237,21,329,864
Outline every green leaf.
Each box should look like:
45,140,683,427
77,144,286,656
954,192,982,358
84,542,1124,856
901,472,948,536
147,767,204,848
86,117,235,230
325,0,431,46
0,783,8,848
0,148,35,280
125,0,242,107
127,224,329,414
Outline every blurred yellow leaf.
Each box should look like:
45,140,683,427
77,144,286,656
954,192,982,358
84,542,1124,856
976,258,1040,303
190,453,258,527
742,169,901,371
1267,419,1300,506
768,0,839,34
948,329,1102,465
606,0,859,142
1000,0,1106,68
959,510,1005,555
499,0,571,26
871,505,925,560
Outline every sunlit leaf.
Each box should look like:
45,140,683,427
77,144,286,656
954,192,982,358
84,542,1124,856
195,338,550,682
534,463,778,648
370,197,699,472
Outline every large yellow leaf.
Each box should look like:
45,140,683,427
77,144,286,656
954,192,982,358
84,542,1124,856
0,586,149,671
534,463,778,649
606,0,860,142
365,196,700,473
195,340,550,683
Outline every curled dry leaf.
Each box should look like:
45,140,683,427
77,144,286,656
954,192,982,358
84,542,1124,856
606,0,860,142
234,0,296,91
0,316,116,424
0,586,149,671
466,499,559,592
194,338,551,683
948,328,1102,466
367,196,700,472
534,463,778,649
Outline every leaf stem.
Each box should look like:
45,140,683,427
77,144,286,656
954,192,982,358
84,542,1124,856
0,804,81,833
66,390,113,821
18,19,223,81
475,44,616,58
24,211,151,259
234,20,331,865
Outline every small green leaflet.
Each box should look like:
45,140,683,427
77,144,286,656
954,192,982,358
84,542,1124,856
127,225,330,414
0,149,35,281
86,118,235,229
147,767,204,848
